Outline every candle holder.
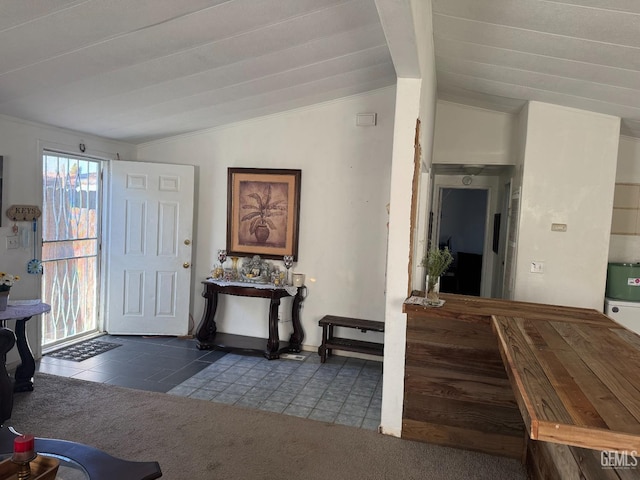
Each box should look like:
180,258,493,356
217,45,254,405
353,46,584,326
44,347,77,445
217,249,227,268
283,255,294,285
12,456,36,480
212,249,227,279
12,434,36,480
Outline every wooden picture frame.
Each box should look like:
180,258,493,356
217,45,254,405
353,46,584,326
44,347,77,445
227,168,301,260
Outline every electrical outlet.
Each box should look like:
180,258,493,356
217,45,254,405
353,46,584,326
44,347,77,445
6,236,19,249
530,262,544,274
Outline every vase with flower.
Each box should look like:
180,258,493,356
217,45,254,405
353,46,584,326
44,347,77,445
421,247,453,305
0,273,19,311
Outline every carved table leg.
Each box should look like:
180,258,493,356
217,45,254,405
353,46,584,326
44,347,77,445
196,288,219,350
13,318,35,392
288,286,306,352
265,297,281,359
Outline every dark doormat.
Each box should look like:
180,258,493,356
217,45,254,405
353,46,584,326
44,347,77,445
47,339,122,362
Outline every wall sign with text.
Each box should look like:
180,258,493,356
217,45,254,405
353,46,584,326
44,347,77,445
6,204,42,221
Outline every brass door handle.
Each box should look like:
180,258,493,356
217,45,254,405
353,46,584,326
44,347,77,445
183,262,190,268
184,239,191,245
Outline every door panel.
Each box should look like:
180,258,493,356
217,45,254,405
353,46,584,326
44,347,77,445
106,160,194,335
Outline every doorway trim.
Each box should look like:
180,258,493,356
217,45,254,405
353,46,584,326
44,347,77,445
37,140,118,356
430,174,497,298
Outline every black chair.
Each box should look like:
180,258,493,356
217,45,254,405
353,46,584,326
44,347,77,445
0,327,16,425
457,252,483,296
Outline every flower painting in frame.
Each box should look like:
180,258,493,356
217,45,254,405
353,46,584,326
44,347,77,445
227,168,301,260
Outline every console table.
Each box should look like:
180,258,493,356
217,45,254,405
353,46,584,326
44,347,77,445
0,426,162,479
0,302,50,392
196,280,306,359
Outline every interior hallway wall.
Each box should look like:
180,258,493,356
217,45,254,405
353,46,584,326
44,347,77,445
514,102,620,310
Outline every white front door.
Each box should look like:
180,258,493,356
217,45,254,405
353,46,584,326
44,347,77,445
105,160,194,335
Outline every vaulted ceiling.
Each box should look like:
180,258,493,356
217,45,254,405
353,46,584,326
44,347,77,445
432,0,640,138
0,0,396,144
1,1,639,144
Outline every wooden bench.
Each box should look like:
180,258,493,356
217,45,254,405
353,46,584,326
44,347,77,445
317,315,384,363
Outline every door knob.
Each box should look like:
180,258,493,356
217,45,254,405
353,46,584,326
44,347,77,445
183,262,190,268
184,239,191,245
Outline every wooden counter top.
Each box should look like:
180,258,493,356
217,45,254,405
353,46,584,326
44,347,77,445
493,313,640,453
403,292,613,327
403,292,640,476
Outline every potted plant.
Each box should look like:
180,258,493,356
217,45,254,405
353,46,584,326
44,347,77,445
241,185,287,244
421,247,453,304
0,272,19,311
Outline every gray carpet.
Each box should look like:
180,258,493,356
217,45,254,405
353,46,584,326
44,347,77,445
10,374,526,480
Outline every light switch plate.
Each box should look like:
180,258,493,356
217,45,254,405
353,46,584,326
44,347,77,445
6,235,19,249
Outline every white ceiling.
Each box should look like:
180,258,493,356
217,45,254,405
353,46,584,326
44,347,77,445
1,1,639,144
432,0,640,138
0,0,396,144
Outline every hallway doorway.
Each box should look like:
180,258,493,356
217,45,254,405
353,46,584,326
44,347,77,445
436,187,488,296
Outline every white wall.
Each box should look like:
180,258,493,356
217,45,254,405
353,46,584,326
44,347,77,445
501,103,529,300
136,88,396,348
514,102,620,309
381,0,437,438
380,78,421,437
0,114,135,364
433,101,515,165
609,135,640,262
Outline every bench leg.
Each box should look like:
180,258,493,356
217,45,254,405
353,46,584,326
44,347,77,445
318,345,326,363
327,325,334,359
319,325,328,363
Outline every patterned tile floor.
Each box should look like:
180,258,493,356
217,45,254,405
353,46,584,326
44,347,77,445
37,335,382,431
168,351,383,430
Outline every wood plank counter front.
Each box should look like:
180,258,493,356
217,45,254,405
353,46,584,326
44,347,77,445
403,293,640,479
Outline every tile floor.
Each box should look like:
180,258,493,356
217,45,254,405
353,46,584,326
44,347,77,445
36,335,383,431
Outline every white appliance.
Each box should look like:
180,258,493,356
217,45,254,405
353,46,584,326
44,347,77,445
604,298,640,335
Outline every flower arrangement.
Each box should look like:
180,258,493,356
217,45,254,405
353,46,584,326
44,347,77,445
0,272,20,292
421,247,453,303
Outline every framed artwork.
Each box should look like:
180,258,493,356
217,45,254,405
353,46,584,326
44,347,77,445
227,168,301,260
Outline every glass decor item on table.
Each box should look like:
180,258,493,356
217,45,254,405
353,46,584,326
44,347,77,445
283,255,294,285
212,249,227,279
231,257,240,280
217,249,227,268
270,269,280,286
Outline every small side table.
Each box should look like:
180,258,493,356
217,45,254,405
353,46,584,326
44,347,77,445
0,303,51,392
